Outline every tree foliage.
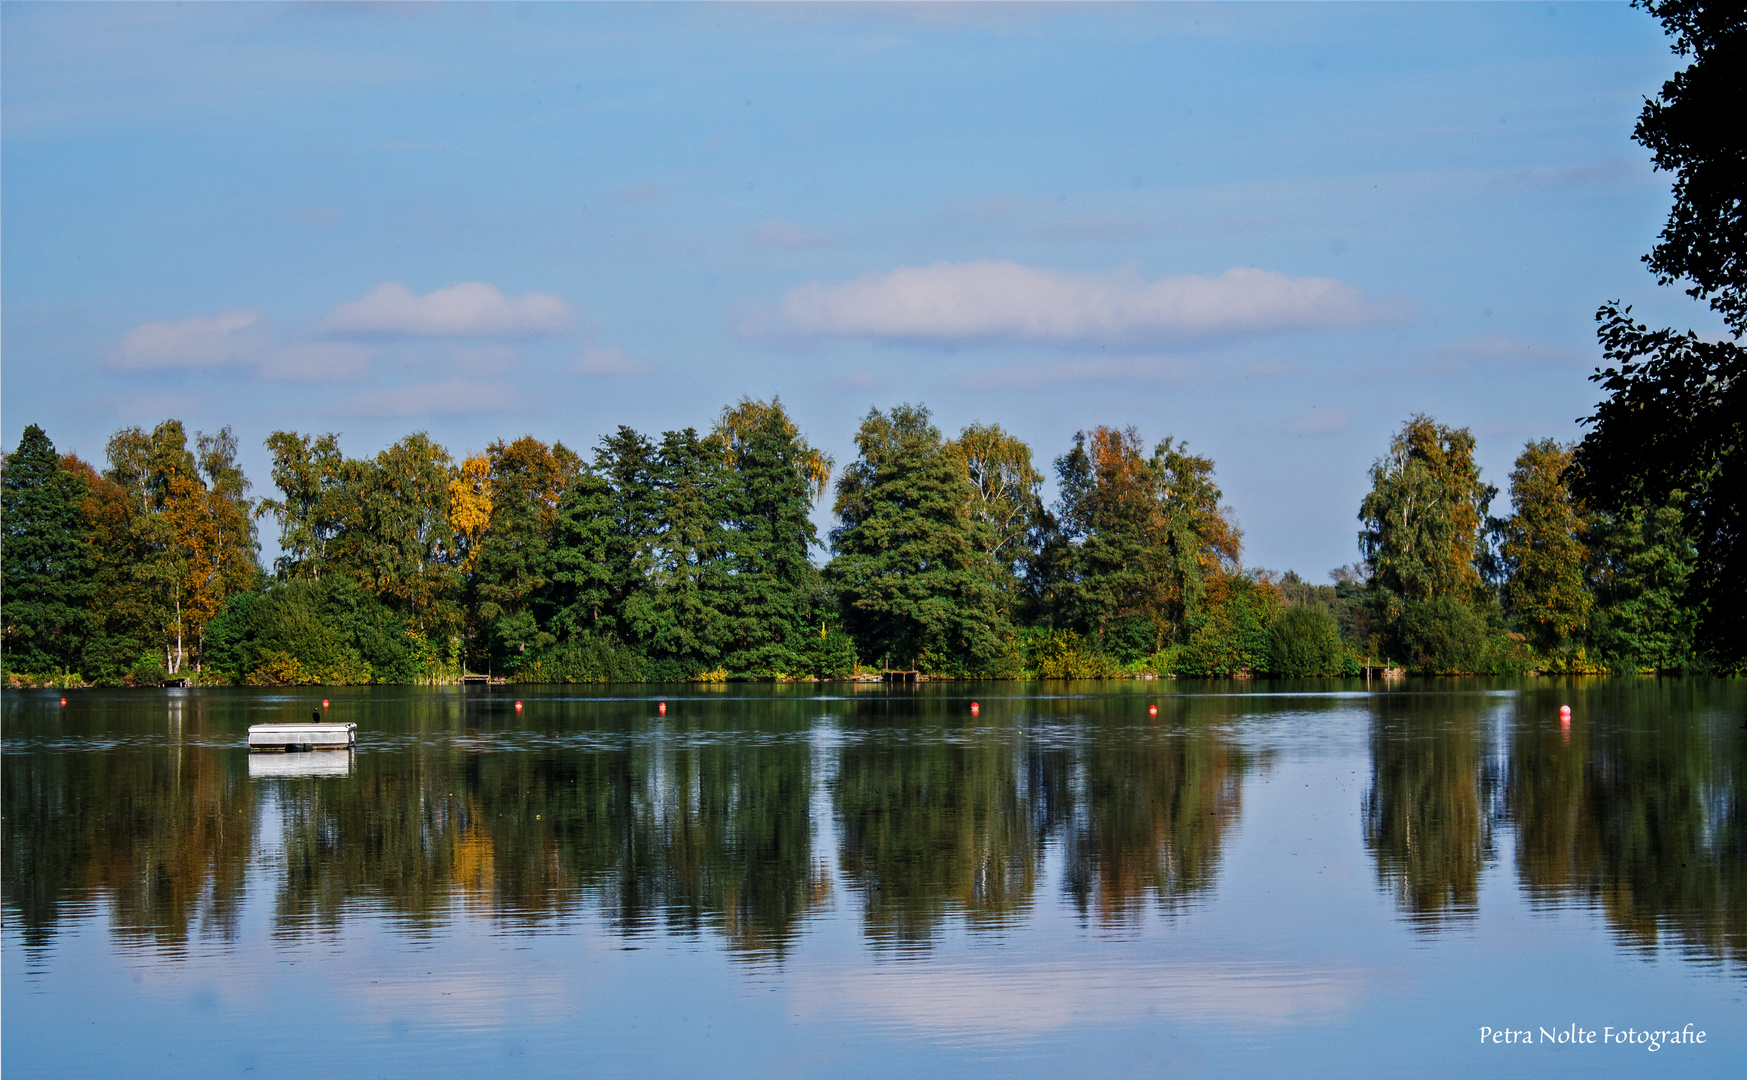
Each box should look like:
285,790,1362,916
1575,309,1743,667
1047,426,1241,660
1267,604,1351,678
1,426,94,673
1572,1,1747,669
1500,440,1591,653
829,404,1011,674
19,389,1719,684
1586,496,1700,672
1356,415,1509,670
470,436,583,669
943,422,1043,612
79,421,258,677
711,398,828,676
1359,415,1493,606
1633,0,1747,336
259,431,344,580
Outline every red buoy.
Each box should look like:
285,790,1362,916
515,700,523,712
658,701,667,715
1149,704,1158,717
971,702,979,714
322,699,330,709
60,697,67,706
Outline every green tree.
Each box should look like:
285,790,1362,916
1051,426,1164,647
177,427,260,671
1586,496,1699,672
259,431,346,580
1358,415,1497,666
75,459,155,683
326,433,460,637
1360,415,1493,604
1576,311,1742,670
713,398,829,677
1266,603,1350,677
547,471,618,643
1574,1,1745,669
103,422,195,675
593,427,662,643
1500,439,1592,654
1048,427,1240,660
1,425,94,673
1398,595,1489,674
470,436,582,670
1152,436,1243,635
944,422,1042,613
203,575,427,685
829,404,1009,674
623,427,732,678
93,421,257,676
1175,573,1278,677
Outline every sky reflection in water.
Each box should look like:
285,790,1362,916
3,680,1742,1078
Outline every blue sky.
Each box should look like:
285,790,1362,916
1,2,1714,576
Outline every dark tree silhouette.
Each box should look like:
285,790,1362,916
1574,1,1746,669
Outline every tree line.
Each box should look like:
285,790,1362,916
1,393,1731,684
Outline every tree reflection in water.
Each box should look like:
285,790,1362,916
271,698,824,959
2,694,255,953
4,683,1741,971
831,701,1059,947
1507,680,1746,967
1055,693,1248,926
1362,691,1501,926
828,691,1251,947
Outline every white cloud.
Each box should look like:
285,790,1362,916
258,342,375,382
575,343,657,377
114,308,266,370
755,261,1404,345
318,281,574,338
330,379,516,418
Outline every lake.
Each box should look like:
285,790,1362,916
3,680,1742,1078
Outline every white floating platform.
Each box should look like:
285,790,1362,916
249,750,353,778
248,721,356,752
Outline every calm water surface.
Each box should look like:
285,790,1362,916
4,680,1743,1078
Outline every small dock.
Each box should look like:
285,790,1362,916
882,670,920,684
461,673,491,685
248,722,356,752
